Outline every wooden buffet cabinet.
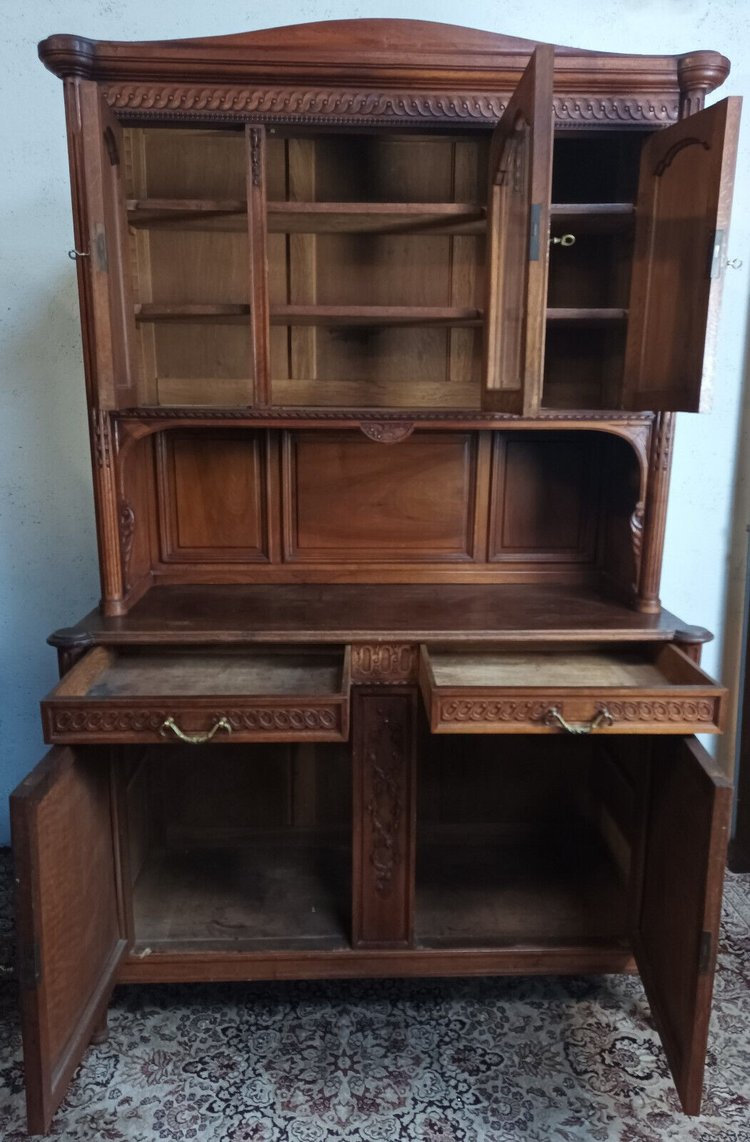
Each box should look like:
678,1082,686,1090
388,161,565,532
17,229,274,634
11,19,742,1132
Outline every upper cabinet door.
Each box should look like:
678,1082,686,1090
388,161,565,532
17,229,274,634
622,97,741,412
633,736,731,1115
74,81,140,409
482,45,554,416
10,747,127,1135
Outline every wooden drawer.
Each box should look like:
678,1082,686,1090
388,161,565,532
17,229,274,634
419,643,725,735
42,646,351,744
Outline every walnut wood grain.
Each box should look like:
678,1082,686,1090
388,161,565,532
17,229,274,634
28,17,737,1131
10,748,127,1134
47,584,699,648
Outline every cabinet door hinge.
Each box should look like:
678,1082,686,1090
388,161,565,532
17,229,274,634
529,203,542,261
698,930,714,975
18,941,42,989
710,229,726,279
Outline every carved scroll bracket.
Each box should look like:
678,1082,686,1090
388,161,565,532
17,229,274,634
636,412,676,613
630,500,645,589
119,499,135,592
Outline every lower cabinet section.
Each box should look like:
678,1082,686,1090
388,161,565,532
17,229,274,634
416,735,631,949
125,742,352,954
11,691,731,1132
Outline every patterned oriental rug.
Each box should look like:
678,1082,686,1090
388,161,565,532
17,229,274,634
0,850,748,1141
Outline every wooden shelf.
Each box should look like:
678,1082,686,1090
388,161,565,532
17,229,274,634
136,304,622,328
135,303,250,323
550,203,634,236
53,583,693,645
416,827,628,947
267,201,486,234
546,308,628,325
126,199,487,235
127,198,247,231
271,377,480,409
133,834,351,950
271,305,483,327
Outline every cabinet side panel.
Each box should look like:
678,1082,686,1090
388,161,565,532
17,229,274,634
488,433,598,562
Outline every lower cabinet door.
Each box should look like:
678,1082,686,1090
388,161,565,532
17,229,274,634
633,735,732,1115
10,746,128,1135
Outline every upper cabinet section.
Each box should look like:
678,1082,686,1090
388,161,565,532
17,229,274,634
44,20,738,417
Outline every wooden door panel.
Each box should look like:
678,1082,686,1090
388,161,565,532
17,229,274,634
482,45,554,415
634,736,732,1114
75,81,140,409
283,432,479,560
11,747,126,1135
623,97,741,411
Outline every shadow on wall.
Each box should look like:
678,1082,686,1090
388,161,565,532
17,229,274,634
721,281,750,867
0,237,99,844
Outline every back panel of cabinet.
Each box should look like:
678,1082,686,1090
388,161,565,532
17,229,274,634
265,132,488,408
116,427,641,592
123,742,352,951
125,128,253,406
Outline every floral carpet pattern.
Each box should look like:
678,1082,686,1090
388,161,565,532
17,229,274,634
0,849,748,1141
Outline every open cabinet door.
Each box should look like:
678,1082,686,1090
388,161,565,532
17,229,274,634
634,736,731,1115
482,44,554,416
622,97,741,412
11,747,127,1134
72,80,140,409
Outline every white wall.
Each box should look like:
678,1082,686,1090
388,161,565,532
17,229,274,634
1,1,748,844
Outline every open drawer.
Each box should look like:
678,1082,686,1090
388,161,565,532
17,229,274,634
42,645,351,744
419,643,725,735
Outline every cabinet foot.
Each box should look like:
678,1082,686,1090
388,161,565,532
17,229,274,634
90,1010,109,1045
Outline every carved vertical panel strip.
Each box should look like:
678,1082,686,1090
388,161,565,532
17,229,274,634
118,499,135,591
636,412,675,613
352,688,416,947
246,126,270,405
90,409,126,613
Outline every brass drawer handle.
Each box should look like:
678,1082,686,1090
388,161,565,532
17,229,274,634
542,705,614,735
160,715,232,744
